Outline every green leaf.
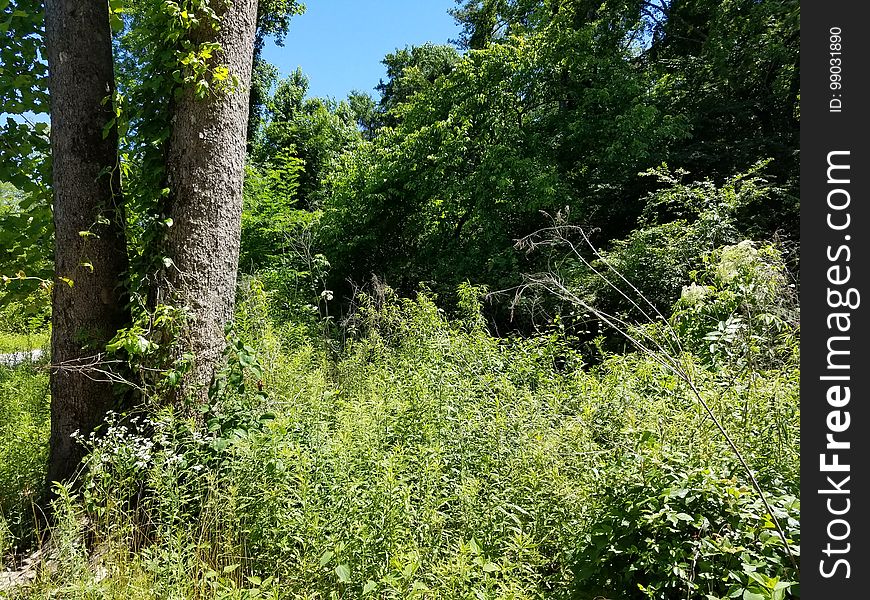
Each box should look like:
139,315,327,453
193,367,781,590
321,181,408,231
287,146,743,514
362,580,377,595
335,564,351,583
102,117,116,139
135,335,152,354
318,550,334,566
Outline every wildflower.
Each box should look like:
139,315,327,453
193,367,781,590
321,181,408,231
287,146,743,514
680,283,710,306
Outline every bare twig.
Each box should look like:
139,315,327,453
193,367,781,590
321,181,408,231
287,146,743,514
47,353,150,393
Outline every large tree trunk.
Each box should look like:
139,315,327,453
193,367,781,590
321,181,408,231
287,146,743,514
161,0,259,402
44,0,129,487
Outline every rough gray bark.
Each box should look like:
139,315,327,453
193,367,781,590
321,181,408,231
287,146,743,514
44,0,129,486
161,0,259,401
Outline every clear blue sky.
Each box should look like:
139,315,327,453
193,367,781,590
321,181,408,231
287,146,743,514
261,0,461,101
4,1,460,123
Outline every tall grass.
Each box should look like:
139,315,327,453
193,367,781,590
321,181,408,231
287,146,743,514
0,363,50,565
1,284,798,599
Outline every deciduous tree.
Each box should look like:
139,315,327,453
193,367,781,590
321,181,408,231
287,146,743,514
159,0,261,401
43,0,129,485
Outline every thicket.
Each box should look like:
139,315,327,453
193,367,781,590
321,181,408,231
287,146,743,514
1,246,799,598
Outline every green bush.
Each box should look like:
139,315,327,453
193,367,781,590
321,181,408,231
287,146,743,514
572,454,799,600
0,294,50,339
566,164,790,331
673,241,798,369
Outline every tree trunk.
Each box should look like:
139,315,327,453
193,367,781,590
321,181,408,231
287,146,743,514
44,0,129,487
161,0,259,402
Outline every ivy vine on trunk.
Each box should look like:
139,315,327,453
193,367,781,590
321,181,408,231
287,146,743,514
160,0,260,403
39,0,266,490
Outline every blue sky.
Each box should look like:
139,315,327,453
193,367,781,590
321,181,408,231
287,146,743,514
4,1,461,123
261,0,462,101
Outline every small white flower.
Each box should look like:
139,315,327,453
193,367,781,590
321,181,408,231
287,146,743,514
680,283,710,306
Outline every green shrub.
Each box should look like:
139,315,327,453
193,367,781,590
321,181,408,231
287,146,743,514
0,293,50,338
673,241,798,369
565,164,789,332
572,453,799,600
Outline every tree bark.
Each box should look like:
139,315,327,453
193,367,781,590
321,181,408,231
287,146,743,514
161,0,259,402
44,0,129,487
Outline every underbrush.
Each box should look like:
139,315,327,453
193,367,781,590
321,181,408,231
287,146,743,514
0,363,50,565
0,293,51,353
1,280,799,599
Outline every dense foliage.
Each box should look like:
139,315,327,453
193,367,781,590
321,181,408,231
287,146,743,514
1,265,799,598
0,0,800,597
0,0,51,317
313,0,799,326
